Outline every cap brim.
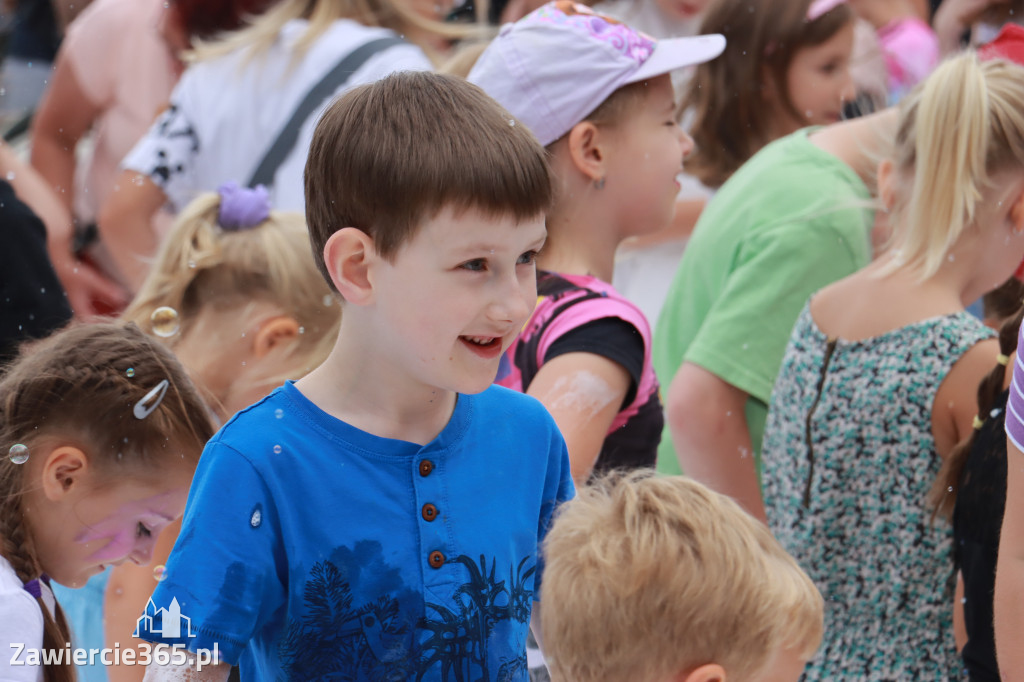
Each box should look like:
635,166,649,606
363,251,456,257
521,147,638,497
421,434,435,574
626,33,726,84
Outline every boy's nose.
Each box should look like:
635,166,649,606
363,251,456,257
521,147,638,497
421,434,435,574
489,275,532,325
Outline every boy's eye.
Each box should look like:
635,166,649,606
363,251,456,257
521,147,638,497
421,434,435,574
459,259,487,272
137,522,152,539
517,250,539,266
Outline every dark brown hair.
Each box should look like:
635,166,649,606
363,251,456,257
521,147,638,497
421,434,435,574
173,0,274,42
683,0,854,188
0,323,215,681
930,302,1024,520
304,71,552,290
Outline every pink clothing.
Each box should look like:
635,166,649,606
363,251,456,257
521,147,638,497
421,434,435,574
63,0,178,222
878,16,939,101
497,271,663,476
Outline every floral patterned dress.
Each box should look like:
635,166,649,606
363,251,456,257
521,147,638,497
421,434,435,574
762,304,993,680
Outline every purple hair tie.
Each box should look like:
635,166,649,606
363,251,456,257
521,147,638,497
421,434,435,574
218,181,271,231
23,573,50,599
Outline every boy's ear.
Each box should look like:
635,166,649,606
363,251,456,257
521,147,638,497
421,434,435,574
323,227,377,305
566,121,606,183
40,445,89,502
251,316,301,358
678,663,726,682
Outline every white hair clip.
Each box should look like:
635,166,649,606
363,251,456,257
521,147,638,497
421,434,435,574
133,379,170,420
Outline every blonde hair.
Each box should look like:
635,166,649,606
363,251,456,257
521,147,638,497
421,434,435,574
123,192,340,391
190,0,486,65
438,39,491,79
879,53,1024,280
541,472,823,682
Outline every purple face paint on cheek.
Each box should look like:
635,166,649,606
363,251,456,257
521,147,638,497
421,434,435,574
81,528,137,563
73,490,183,563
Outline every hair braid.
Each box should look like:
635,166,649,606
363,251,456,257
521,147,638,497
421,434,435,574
0,463,75,681
930,306,1024,520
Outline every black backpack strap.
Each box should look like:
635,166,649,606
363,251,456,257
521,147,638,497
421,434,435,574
247,36,406,189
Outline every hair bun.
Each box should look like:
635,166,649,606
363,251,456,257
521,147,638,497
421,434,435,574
218,181,271,231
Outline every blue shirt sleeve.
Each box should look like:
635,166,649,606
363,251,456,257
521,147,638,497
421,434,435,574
533,430,574,601
138,440,285,664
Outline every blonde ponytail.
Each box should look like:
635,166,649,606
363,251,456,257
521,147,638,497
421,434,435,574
880,54,1024,280
123,192,341,390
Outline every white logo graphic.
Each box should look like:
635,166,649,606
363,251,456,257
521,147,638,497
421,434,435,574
134,597,195,639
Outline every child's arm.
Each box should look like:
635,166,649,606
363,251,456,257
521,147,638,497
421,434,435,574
666,362,765,523
105,520,181,682
527,352,631,485
933,0,1009,55
932,339,1000,457
97,171,167,293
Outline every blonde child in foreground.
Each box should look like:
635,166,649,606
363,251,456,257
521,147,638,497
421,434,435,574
542,472,822,682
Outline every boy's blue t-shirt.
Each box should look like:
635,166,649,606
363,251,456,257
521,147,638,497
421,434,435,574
141,381,574,680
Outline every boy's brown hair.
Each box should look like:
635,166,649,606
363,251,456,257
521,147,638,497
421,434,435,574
541,472,823,682
304,71,552,291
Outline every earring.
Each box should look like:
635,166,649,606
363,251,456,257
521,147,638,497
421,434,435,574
594,177,606,190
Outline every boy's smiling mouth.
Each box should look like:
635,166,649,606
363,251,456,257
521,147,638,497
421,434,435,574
459,335,504,358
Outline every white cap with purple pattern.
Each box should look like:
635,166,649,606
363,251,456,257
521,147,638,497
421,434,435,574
468,1,726,146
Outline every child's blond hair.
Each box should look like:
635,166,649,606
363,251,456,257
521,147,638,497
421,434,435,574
541,472,823,682
879,53,1024,280
123,192,340,389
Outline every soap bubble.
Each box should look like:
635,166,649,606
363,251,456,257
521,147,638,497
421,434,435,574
8,444,28,464
126,368,135,378
273,444,282,454
150,307,180,338
250,506,262,528
153,565,167,582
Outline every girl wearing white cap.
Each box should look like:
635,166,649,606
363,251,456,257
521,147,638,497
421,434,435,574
468,1,724,485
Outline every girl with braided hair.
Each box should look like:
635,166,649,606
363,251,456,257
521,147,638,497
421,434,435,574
0,322,214,681
928,278,1024,681
49,183,340,682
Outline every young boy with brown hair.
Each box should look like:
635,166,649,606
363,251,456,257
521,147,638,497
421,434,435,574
138,71,574,681
542,472,823,682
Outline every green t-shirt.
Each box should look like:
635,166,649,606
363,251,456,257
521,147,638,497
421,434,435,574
653,128,873,475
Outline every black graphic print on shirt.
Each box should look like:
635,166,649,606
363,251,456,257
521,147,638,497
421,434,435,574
279,541,535,681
